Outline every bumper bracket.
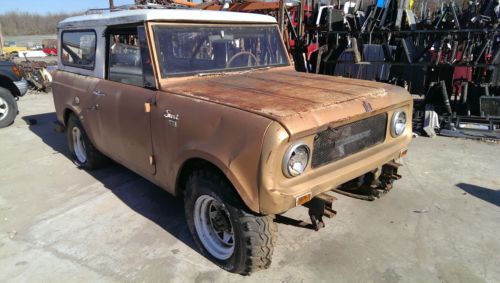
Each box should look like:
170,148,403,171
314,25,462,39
303,193,337,231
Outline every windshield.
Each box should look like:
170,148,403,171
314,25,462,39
153,25,289,77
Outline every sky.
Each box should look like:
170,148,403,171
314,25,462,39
0,0,135,14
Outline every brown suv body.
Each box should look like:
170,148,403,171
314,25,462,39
53,13,412,215
54,9,412,273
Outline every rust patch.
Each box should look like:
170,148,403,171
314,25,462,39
164,66,411,136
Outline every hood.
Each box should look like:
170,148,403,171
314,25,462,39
0,61,15,67
163,67,412,137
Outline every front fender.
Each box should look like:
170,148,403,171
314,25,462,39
175,150,260,212
150,92,275,214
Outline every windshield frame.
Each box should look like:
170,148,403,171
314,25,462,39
148,22,291,79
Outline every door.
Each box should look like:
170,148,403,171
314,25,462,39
89,26,157,176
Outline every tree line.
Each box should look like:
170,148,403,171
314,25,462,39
0,12,79,36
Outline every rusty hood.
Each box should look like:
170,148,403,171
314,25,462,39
163,67,412,137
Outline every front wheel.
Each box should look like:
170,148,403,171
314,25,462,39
184,169,277,275
66,114,107,170
0,87,18,128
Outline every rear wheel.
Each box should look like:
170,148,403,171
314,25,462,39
66,114,107,169
0,87,17,128
184,169,277,275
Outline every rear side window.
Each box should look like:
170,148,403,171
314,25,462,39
61,30,97,69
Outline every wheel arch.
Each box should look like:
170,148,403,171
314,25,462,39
175,157,260,213
62,108,74,126
0,74,20,97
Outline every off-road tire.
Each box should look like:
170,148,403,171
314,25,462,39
0,87,18,128
184,169,277,275
66,114,107,170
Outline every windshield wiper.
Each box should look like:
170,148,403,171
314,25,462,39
197,67,271,77
237,67,271,74
197,72,227,77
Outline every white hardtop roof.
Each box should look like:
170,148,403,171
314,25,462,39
58,9,277,29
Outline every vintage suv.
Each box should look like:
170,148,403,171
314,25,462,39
53,8,412,274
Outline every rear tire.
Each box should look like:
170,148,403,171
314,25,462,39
0,87,17,128
66,114,107,170
184,169,277,275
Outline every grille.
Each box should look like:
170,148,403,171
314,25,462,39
311,113,387,168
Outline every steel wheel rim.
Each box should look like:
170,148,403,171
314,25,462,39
72,126,87,164
194,195,235,260
0,97,9,121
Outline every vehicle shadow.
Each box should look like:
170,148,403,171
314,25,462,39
456,183,500,207
274,215,314,230
22,112,196,250
22,112,67,154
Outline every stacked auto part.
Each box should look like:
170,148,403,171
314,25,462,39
295,0,499,139
16,60,52,92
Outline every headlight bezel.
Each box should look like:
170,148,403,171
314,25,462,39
391,111,407,137
282,143,310,178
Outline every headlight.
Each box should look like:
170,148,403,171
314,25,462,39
283,143,310,178
391,111,407,137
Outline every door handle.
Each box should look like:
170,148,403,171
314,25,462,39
93,90,106,97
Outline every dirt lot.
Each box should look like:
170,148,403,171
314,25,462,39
1,92,499,282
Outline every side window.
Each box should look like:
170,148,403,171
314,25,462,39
107,27,155,88
61,30,96,69
108,27,154,88
108,31,142,87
